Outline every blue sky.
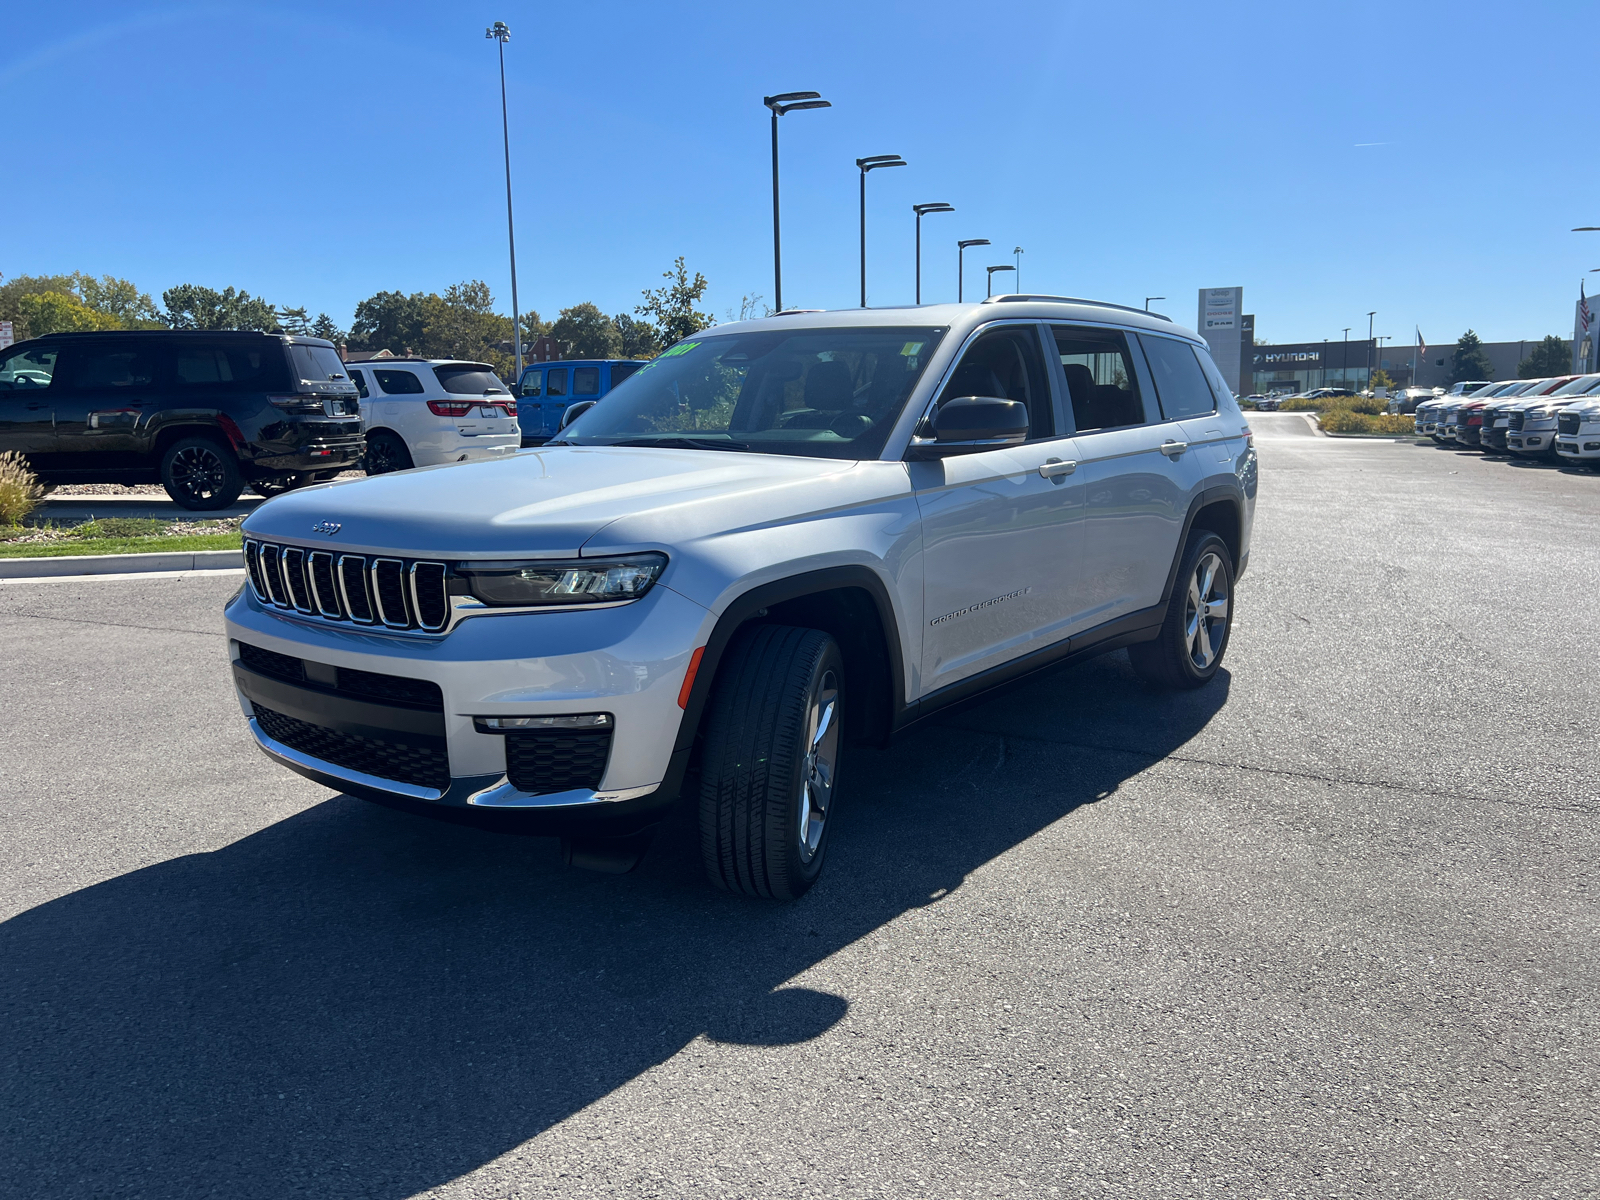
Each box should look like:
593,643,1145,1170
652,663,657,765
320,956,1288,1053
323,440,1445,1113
3,0,1595,347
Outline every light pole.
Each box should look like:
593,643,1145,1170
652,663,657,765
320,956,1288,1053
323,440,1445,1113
913,203,954,304
957,239,989,302
1013,246,1024,292
486,21,522,383
1342,327,1350,387
1145,296,1165,311
763,91,832,314
1366,311,1377,388
986,264,1015,298
857,155,906,307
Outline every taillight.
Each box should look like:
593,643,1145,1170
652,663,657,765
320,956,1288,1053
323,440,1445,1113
1241,425,1254,448
427,400,474,417
499,400,517,416
267,393,324,413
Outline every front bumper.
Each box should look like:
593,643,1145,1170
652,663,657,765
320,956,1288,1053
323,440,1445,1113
1556,435,1600,460
1506,428,1556,453
224,578,711,832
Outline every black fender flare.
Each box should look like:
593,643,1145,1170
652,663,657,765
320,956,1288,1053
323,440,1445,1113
1158,484,1245,609
657,565,909,803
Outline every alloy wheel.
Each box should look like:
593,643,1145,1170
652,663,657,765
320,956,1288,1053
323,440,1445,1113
1184,551,1230,670
169,445,229,503
797,668,840,863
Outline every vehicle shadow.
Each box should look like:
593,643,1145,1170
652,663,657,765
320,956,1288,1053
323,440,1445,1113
1,655,1229,1199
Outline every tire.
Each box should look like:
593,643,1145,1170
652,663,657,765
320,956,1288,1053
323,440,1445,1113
1128,531,1235,690
699,625,845,901
160,436,243,510
365,431,412,475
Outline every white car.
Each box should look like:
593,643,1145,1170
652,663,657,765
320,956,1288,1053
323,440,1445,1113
345,359,521,474
1555,395,1600,466
228,298,1256,898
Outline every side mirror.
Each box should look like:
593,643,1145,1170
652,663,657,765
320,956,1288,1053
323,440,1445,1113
559,400,597,430
909,396,1029,458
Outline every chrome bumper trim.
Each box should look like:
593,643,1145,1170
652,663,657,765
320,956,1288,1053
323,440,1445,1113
466,781,657,809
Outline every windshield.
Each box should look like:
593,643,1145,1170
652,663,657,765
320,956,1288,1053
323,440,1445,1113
559,326,947,459
434,363,509,395
1549,374,1600,396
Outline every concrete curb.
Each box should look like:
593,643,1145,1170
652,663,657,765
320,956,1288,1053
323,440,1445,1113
0,548,244,579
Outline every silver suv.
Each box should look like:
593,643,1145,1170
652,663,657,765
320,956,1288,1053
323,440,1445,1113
225,298,1257,898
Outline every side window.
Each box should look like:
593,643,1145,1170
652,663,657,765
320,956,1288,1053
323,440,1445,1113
936,324,1054,440
521,370,542,397
1138,335,1217,420
373,369,425,395
0,345,61,391
546,368,568,397
572,366,600,396
65,345,159,391
349,369,369,399
610,362,641,388
1192,346,1235,409
175,346,233,385
1051,326,1145,432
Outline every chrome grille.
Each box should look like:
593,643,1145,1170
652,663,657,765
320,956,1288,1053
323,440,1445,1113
245,540,449,633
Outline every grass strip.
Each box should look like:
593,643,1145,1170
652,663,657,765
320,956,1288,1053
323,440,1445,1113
0,533,243,559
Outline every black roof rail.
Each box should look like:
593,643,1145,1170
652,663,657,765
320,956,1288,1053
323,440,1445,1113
983,294,1173,322
33,328,289,338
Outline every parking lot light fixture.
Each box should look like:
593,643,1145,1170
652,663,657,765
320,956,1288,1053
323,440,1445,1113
957,239,990,302
1013,246,1024,292
485,20,522,383
986,264,1016,298
913,204,955,304
763,91,832,313
1367,311,1377,387
857,155,907,307
1145,296,1165,311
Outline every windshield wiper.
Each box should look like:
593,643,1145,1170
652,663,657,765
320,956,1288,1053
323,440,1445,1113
606,436,751,451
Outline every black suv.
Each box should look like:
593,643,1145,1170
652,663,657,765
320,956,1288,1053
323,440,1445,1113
0,331,363,509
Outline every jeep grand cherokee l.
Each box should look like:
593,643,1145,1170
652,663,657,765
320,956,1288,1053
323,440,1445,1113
225,298,1257,898
0,331,362,507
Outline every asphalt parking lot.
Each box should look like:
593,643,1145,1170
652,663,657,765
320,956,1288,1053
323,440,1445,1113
2,416,1597,1199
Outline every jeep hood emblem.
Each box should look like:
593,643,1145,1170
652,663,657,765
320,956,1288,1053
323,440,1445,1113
312,521,342,536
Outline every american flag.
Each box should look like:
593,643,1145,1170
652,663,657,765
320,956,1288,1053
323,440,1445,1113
1416,327,1426,356
1582,282,1592,334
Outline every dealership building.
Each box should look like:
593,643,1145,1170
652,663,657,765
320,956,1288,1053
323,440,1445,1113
1198,287,1597,395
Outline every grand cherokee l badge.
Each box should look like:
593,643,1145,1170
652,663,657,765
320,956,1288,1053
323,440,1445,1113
312,521,342,536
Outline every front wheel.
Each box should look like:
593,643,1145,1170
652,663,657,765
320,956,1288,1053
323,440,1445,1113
1129,531,1234,690
160,437,243,510
699,625,845,901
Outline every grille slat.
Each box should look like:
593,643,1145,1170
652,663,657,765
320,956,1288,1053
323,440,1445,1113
282,548,313,612
246,541,447,633
504,728,612,794
254,703,449,791
308,551,342,617
236,641,444,712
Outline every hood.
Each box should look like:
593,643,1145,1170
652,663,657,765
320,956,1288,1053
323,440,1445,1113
241,446,882,558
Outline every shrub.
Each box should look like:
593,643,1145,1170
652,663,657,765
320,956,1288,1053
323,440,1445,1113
1278,397,1320,411
0,452,43,526
1318,410,1415,435
69,517,168,539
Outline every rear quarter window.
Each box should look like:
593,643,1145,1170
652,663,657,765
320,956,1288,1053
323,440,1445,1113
1139,335,1218,420
573,366,600,396
373,370,426,395
173,341,291,391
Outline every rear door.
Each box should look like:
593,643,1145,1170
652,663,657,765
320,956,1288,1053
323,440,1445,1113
0,343,62,458
544,367,569,436
1057,325,1200,629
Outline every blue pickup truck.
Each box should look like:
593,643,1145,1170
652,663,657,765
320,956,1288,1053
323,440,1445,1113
516,359,648,446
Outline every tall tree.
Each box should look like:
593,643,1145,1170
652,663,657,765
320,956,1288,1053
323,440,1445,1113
163,284,279,332
309,313,346,345
0,273,159,339
636,256,712,348
550,302,622,359
1516,334,1571,379
349,290,431,353
519,311,551,342
1446,330,1495,385
277,306,311,335
74,274,161,325
17,292,120,335
611,312,660,359
426,281,512,368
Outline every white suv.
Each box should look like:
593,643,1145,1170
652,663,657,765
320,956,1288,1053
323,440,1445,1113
227,299,1257,898
345,359,520,474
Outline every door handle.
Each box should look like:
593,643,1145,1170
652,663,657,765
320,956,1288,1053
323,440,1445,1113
1160,440,1189,458
1038,458,1077,480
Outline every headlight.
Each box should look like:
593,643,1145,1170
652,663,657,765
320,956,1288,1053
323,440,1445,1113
456,552,667,607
